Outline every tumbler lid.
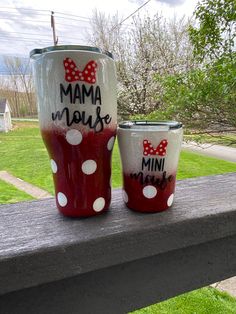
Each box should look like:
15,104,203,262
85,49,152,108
119,121,182,130
30,45,114,59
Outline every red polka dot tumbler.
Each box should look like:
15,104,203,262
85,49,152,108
30,46,117,217
118,121,183,213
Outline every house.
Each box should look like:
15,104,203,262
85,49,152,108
0,99,12,132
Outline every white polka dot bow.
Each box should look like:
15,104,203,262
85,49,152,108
143,139,168,157
63,58,98,84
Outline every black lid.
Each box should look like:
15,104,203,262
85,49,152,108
118,120,182,130
30,45,114,59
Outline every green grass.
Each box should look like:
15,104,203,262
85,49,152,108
177,150,236,179
131,287,236,314
0,179,33,204
0,122,54,194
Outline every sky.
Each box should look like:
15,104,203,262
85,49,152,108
0,0,198,57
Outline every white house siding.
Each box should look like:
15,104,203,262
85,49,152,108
0,111,12,132
0,100,12,132
0,114,6,132
6,111,12,131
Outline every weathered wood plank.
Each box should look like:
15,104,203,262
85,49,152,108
1,235,236,314
0,173,236,296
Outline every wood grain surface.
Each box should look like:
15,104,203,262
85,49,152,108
0,173,236,296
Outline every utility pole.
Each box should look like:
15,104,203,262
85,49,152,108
51,11,58,45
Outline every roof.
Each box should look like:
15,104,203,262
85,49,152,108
0,99,7,113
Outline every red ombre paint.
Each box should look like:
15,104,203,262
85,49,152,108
41,128,116,217
123,172,176,213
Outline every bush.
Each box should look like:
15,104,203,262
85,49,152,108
141,55,236,130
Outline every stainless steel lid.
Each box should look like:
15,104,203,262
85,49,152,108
30,45,114,59
119,120,182,130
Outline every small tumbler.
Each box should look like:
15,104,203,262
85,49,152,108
118,121,183,213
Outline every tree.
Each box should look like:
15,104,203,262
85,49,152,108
147,0,236,133
88,10,121,53
89,11,194,117
1,56,37,117
189,0,236,61
154,55,236,130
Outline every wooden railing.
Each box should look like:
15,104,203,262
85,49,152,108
1,173,236,314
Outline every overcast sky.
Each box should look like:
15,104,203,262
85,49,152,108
0,0,198,57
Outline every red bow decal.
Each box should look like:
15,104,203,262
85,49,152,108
143,139,168,156
64,58,98,84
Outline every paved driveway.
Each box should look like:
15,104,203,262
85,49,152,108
183,142,236,163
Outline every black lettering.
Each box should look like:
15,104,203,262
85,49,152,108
60,84,103,105
82,85,94,104
162,158,165,171
154,158,163,171
160,171,168,190
150,175,158,185
142,158,151,171
92,106,109,132
60,84,72,103
104,114,112,124
151,158,154,171
52,107,70,124
129,170,174,190
168,174,174,182
51,105,112,133
141,157,165,172
82,111,93,128
73,84,82,104
95,86,102,105
130,172,144,184
144,175,152,184
73,111,81,124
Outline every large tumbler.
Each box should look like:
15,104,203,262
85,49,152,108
30,45,117,217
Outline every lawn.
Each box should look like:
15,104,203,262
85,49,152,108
1,121,236,312
0,179,33,203
132,287,236,314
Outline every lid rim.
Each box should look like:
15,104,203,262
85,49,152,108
118,120,182,130
30,45,113,59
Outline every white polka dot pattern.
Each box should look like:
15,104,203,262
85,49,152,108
66,129,83,145
122,190,128,203
167,193,174,207
142,185,157,199
82,160,97,175
93,197,105,212
107,136,115,151
57,192,67,207
50,159,57,173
